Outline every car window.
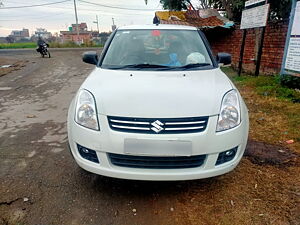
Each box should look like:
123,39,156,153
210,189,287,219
101,29,213,70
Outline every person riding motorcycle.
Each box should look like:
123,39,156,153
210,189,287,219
36,37,49,53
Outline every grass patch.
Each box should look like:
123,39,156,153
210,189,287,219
0,42,36,49
221,67,300,103
221,67,300,153
49,41,103,48
0,42,103,49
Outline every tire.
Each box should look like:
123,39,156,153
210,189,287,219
47,50,51,58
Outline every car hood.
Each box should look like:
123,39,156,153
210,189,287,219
81,68,233,118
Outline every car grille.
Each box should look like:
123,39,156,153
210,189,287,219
107,116,209,134
108,153,207,169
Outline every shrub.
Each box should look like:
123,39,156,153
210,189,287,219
280,75,300,89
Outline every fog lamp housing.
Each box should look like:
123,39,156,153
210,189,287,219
216,147,238,165
77,144,99,163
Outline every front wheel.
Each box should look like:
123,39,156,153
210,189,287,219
47,50,51,58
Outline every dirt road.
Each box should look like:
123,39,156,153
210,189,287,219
0,49,299,225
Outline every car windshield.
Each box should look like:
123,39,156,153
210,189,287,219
101,29,214,70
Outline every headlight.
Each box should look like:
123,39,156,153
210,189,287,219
75,89,99,131
216,89,241,132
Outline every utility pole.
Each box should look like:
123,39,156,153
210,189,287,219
112,17,115,25
73,0,80,44
93,15,99,34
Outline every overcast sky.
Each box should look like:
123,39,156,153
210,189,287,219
0,0,169,36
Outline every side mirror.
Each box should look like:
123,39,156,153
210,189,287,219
82,51,98,65
216,53,231,66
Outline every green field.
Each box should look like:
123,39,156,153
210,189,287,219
0,42,103,49
0,42,37,49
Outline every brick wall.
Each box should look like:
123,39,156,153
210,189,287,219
205,21,289,75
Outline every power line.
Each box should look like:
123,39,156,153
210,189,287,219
50,4,153,15
78,0,158,11
0,11,72,18
40,4,154,16
0,6,152,19
0,0,71,9
77,7,153,16
0,13,71,21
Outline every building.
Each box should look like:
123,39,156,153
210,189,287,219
154,9,234,30
34,28,52,39
60,23,92,44
0,37,8,43
60,31,93,44
8,28,30,41
10,28,29,37
71,23,88,32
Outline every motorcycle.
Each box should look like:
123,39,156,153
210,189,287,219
37,43,51,58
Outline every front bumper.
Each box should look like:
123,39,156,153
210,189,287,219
67,106,249,181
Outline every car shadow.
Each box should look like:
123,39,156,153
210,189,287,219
76,167,229,197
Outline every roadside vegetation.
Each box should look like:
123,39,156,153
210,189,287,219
173,67,299,225
222,67,300,152
223,67,300,103
49,41,103,48
0,42,36,49
0,42,103,49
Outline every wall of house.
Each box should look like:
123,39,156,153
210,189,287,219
62,34,92,43
205,21,289,75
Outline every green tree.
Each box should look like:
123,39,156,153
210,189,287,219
209,0,244,21
159,0,189,10
157,0,292,22
268,0,292,21
210,0,292,21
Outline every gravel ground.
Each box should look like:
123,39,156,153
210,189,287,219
0,49,299,225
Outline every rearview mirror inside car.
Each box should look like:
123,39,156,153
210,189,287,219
216,53,231,66
82,51,98,65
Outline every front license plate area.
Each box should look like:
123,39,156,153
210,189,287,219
124,139,192,156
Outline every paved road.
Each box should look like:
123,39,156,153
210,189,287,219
0,49,299,225
0,49,185,225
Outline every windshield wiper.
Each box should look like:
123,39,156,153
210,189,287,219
158,63,212,71
179,63,211,69
106,63,212,70
109,64,172,70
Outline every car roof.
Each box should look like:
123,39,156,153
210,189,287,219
117,24,198,31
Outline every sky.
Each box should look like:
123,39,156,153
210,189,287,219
0,0,167,36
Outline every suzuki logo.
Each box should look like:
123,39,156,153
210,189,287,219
151,120,164,133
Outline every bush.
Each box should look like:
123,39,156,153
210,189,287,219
280,75,300,89
256,85,300,102
49,42,79,48
253,76,300,103
49,41,103,48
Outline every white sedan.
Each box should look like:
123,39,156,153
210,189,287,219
67,24,249,181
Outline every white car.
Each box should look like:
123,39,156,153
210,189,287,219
67,24,249,181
